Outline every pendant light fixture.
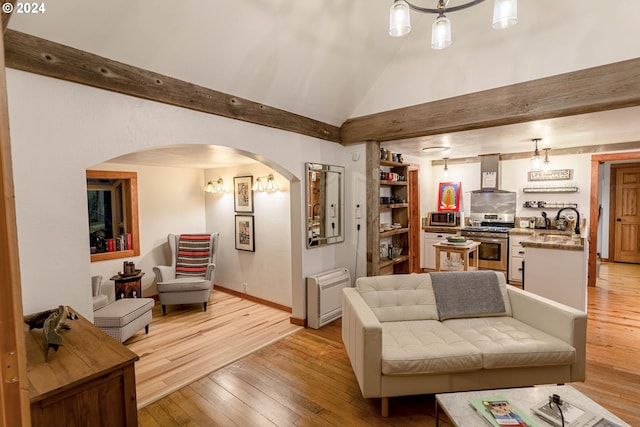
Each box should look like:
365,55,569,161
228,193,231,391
443,157,450,178
542,148,551,172
431,4,451,50
388,0,517,49
529,138,543,171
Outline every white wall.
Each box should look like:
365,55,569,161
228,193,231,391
88,163,207,297
7,69,355,321
204,165,292,307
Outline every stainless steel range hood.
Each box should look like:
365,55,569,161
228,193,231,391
473,154,509,193
469,154,516,224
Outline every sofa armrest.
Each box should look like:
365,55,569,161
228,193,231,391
342,287,383,398
507,286,587,381
153,265,175,283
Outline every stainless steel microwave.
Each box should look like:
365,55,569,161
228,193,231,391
428,212,459,227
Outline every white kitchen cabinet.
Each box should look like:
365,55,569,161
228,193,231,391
423,231,459,270
523,244,588,312
508,234,529,284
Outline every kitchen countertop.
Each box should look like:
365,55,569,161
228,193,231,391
423,226,461,233
509,227,584,251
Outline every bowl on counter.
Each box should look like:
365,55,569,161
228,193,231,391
446,236,467,243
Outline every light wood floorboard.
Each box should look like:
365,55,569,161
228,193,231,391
126,290,302,408
138,263,640,426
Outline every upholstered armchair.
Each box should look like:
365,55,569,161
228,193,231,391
153,233,219,315
91,275,115,311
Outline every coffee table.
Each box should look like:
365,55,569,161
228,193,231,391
435,385,629,426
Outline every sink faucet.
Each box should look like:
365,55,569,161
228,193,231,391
556,207,581,236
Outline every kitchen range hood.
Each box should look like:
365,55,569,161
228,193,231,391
469,154,516,224
473,154,510,193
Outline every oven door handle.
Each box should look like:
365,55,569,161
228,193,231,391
478,238,507,244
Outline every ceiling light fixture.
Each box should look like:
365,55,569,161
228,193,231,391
422,146,451,153
530,138,543,170
443,157,450,178
204,178,225,193
389,0,517,50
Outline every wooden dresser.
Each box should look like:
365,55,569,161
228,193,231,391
25,307,139,427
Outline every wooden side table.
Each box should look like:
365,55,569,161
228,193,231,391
110,272,144,300
433,241,481,272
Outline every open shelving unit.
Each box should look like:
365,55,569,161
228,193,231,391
367,143,416,276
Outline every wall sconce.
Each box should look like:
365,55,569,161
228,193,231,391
253,174,279,192
204,178,225,193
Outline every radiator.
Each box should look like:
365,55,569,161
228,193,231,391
306,268,351,329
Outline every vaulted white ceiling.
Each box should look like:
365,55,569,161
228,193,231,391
8,0,640,164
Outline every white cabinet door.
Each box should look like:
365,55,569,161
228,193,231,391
509,256,524,283
508,235,529,283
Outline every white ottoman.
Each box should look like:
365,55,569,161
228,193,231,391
93,298,155,343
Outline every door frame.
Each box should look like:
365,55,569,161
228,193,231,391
0,30,31,426
589,152,640,287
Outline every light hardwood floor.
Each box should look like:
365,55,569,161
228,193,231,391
137,263,640,426
127,290,302,408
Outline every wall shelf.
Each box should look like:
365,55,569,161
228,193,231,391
368,143,415,276
522,186,578,193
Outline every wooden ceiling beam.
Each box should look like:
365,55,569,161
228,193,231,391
3,30,341,143
340,58,640,144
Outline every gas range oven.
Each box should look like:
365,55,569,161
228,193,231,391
461,223,513,272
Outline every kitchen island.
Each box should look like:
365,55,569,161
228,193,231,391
521,232,588,311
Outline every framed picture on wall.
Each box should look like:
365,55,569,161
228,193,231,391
235,215,255,252
233,176,254,213
437,182,461,212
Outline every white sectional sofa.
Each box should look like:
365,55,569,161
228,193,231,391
341,271,587,416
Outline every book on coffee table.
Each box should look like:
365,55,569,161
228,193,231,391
469,395,536,426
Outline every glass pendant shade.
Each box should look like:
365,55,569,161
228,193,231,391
431,15,451,49
542,149,551,172
389,1,411,37
492,0,518,29
530,155,542,171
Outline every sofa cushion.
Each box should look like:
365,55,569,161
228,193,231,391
381,320,483,375
356,274,439,322
443,316,576,369
431,271,511,320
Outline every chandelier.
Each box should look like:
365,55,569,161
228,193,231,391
389,0,518,49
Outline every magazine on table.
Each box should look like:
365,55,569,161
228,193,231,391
469,395,537,426
531,398,624,427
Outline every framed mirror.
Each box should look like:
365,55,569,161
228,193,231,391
306,163,345,248
86,170,140,262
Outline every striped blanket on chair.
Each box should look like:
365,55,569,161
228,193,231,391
176,234,211,278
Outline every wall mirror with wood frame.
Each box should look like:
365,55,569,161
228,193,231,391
306,162,345,248
86,170,140,262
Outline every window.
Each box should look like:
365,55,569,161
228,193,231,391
86,170,140,262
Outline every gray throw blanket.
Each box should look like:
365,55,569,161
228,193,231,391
431,271,506,320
